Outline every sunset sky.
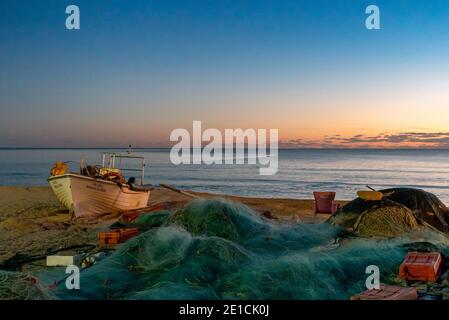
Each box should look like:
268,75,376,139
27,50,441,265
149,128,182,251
1,0,449,148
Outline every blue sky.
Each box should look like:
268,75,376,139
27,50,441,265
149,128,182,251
1,0,449,147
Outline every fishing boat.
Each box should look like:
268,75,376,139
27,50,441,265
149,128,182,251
48,153,150,218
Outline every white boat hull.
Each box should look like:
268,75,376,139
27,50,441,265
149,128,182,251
48,174,150,218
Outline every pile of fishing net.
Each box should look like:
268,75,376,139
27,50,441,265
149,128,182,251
330,188,449,237
331,199,420,237
44,199,448,300
0,270,49,300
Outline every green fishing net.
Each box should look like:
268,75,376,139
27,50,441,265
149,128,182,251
28,200,449,299
39,200,448,299
0,270,49,300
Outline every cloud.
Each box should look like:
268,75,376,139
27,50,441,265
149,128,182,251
280,132,449,148
280,138,323,148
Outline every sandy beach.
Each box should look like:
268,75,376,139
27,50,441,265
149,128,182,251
0,186,347,267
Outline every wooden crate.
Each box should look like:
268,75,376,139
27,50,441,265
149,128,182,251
351,284,418,300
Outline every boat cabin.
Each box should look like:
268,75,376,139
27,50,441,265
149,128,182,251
80,152,146,186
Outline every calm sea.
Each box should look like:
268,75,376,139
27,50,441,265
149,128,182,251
1,148,449,203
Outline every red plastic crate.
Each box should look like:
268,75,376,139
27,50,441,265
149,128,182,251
351,284,417,300
98,228,140,245
399,252,443,282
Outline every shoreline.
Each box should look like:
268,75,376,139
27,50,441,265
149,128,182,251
0,186,346,266
0,184,359,201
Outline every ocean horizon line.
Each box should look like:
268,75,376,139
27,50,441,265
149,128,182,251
1,147,449,151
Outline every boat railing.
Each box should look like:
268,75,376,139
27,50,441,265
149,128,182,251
100,153,146,185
